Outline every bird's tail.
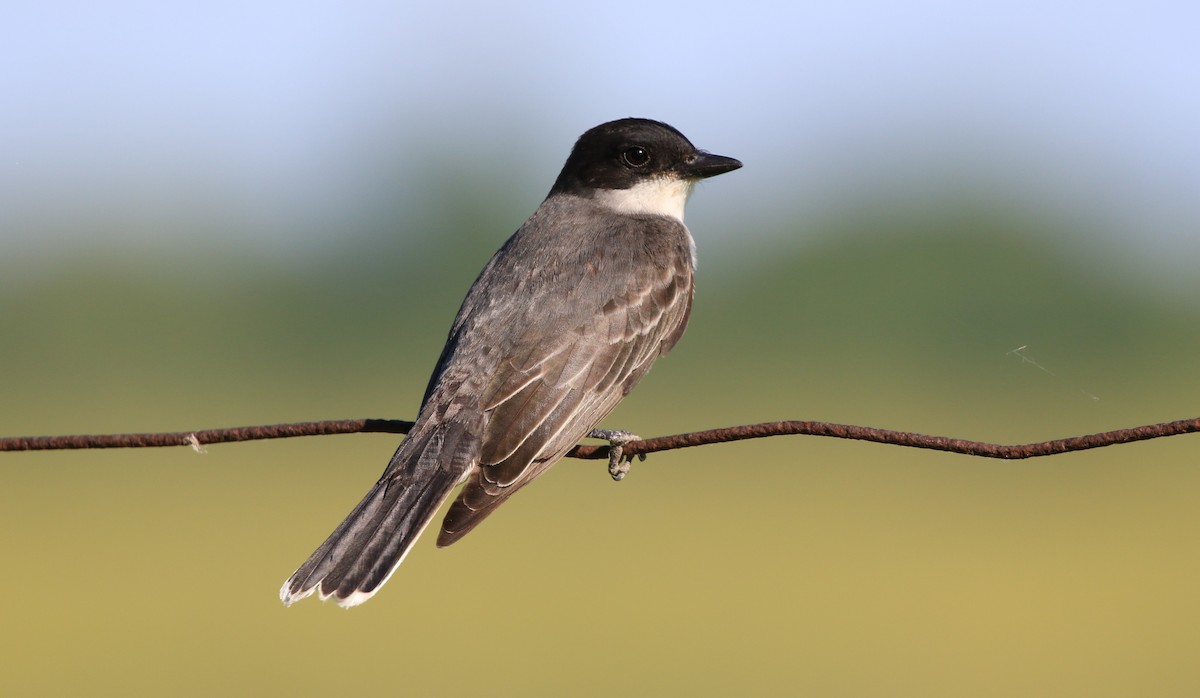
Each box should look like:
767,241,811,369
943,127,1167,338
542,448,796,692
279,428,471,608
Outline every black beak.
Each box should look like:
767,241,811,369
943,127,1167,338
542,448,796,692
683,151,743,179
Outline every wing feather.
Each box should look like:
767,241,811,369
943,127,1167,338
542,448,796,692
436,261,693,546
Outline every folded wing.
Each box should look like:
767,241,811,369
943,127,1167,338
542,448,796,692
437,260,693,545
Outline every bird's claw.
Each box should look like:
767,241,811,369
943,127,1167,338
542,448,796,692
589,429,646,481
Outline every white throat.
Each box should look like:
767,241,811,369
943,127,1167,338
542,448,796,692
594,176,694,222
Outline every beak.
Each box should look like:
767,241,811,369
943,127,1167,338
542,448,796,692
682,151,743,180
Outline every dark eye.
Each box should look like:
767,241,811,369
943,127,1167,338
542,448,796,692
621,146,651,168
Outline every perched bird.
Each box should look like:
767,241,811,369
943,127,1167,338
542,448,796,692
281,118,741,607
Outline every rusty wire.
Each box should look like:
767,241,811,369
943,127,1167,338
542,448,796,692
2,416,1197,460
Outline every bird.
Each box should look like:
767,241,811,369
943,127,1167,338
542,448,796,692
280,117,741,607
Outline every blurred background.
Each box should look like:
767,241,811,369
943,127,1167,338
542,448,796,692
3,1,1199,695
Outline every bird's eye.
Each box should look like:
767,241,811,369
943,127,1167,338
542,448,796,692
621,146,651,168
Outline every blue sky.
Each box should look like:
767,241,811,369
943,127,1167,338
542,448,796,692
3,1,1198,265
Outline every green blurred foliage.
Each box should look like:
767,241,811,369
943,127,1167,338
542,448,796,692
2,189,1199,696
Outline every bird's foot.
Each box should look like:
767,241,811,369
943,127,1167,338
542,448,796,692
589,429,646,481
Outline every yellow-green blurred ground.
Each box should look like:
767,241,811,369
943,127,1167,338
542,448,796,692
3,203,1199,696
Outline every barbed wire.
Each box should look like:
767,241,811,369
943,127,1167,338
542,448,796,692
2,416,1197,460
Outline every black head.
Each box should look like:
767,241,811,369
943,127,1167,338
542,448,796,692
549,118,742,196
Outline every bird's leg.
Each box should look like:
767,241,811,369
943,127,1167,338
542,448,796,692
588,429,646,481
